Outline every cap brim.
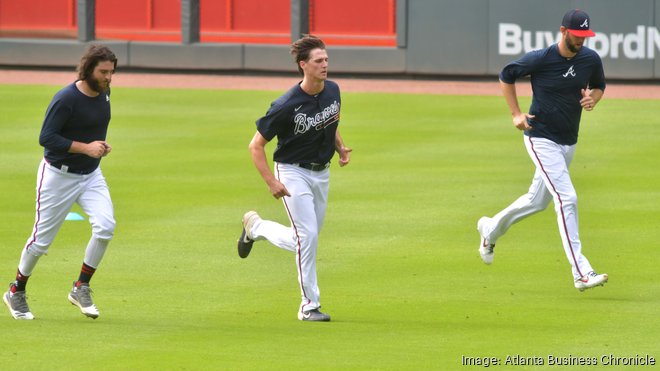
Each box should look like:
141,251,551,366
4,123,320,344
568,29,596,37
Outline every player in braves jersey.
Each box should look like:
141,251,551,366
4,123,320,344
237,35,352,321
3,45,117,320
477,10,608,291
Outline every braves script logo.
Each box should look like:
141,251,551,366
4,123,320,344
293,101,340,135
562,65,576,78
580,19,589,28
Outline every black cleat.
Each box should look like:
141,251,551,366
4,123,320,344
237,211,260,258
237,228,254,258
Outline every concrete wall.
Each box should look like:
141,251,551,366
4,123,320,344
1,0,659,79
405,0,659,79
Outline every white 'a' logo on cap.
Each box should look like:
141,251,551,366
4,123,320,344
580,19,589,28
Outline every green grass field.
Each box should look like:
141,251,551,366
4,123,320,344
0,84,658,370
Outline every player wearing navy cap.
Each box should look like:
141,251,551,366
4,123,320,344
3,45,117,320
238,35,352,321
477,9,608,291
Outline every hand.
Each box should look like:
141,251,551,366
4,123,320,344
337,146,352,167
85,141,110,158
580,88,595,111
268,179,291,200
512,113,535,131
101,141,112,157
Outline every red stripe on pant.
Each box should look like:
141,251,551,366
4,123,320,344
24,161,48,251
276,163,311,309
527,137,583,278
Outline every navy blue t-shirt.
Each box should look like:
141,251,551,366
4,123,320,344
256,80,340,164
39,82,111,174
500,44,605,145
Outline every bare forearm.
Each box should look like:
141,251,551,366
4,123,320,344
501,80,534,131
590,89,604,105
335,130,345,152
500,80,522,116
248,131,290,198
249,144,277,186
69,140,110,158
334,129,352,167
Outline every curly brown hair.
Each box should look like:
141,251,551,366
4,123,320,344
76,44,117,80
290,35,326,76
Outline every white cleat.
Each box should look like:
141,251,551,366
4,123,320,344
477,217,495,265
574,271,608,292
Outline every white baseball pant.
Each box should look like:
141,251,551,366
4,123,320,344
481,136,594,280
19,159,115,276
249,163,329,313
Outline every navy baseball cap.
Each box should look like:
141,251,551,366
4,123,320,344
562,9,596,37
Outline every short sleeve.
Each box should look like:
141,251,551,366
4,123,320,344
255,102,288,141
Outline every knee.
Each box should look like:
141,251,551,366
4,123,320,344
92,217,116,240
295,228,319,247
529,192,552,211
26,243,49,257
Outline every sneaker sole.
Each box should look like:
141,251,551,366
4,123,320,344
576,275,609,292
68,294,99,319
299,316,331,322
298,312,331,322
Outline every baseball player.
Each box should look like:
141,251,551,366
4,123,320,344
237,35,352,321
477,9,608,291
3,45,117,320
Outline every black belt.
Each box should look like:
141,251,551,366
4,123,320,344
297,162,330,171
49,162,92,175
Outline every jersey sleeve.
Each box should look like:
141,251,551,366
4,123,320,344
499,50,542,84
39,95,74,152
255,102,289,141
588,54,606,91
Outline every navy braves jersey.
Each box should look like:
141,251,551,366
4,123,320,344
500,43,605,145
39,82,111,174
256,80,340,164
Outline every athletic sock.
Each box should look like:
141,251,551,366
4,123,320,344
13,270,30,292
76,263,96,286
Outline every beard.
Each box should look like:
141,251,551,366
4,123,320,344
86,75,109,93
565,36,582,54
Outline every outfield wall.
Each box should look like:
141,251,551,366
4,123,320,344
0,0,658,79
